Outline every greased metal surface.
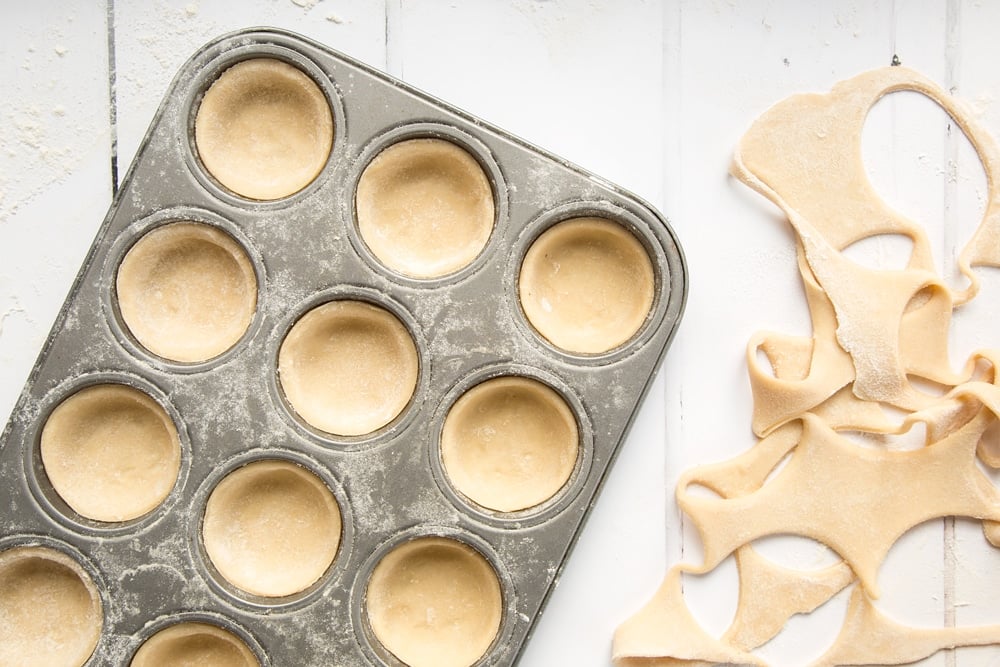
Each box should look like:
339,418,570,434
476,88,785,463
0,28,685,666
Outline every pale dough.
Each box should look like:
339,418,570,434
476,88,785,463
278,300,419,436
131,622,259,667
440,376,578,512
40,383,181,522
116,222,257,363
365,536,502,667
614,67,1000,665
0,546,102,667
202,459,342,598
519,217,655,354
194,58,333,200
356,138,494,278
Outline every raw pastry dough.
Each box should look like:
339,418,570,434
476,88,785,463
813,586,1000,666
365,536,502,667
40,383,181,522
519,217,655,354
614,67,1000,665
278,300,419,436
194,58,333,200
440,376,578,512
0,546,102,667
202,459,342,598
356,138,494,278
131,622,259,667
677,412,1000,596
116,222,257,363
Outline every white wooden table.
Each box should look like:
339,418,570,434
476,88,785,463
2,2,998,665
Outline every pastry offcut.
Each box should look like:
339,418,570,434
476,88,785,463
614,67,1000,665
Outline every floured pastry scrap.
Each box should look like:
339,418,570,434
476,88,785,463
614,66,1000,665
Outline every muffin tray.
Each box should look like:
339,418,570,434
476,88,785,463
0,27,685,666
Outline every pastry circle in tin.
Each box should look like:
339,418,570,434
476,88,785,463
40,383,182,523
131,621,260,667
365,535,503,667
0,545,102,667
518,216,656,355
278,299,419,437
440,375,579,512
194,57,334,200
356,138,495,279
116,221,258,364
202,459,342,598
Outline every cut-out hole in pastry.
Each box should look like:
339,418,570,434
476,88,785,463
903,284,937,313
752,534,842,572
40,383,181,523
680,553,739,638
365,536,503,667
202,459,342,598
953,517,1000,624
0,546,102,667
978,418,1000,468
356,138,494,279
519,217,655,355
753,585,850,667
840,233,915,272
874,520,949,629
278,300,419,437
440,375,579,512
116,222,257,363
682,482,725,501
904,374,951,399
862,91,986,255
836,420,928,452
194,58,333,200
131,622,259,667
761,450,793,487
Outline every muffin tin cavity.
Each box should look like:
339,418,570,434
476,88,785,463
194,57,334,200
131,621,260,667
39,383,181,523
115,221,258,364
202,459,343,598
364,536,503,667
0,545,102,667
441,376,579,513
278,299,419,437
518,216,656,355
356,137,495,279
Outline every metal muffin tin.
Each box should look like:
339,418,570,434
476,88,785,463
0,27,686,666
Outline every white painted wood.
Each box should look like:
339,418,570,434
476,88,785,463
2,1,1000,664
0,1,111,422
388,0,668,206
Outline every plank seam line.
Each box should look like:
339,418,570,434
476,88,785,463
106,0,119,194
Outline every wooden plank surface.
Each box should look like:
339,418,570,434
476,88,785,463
2,1,999,665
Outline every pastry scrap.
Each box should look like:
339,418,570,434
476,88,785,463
614,67,1000,664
